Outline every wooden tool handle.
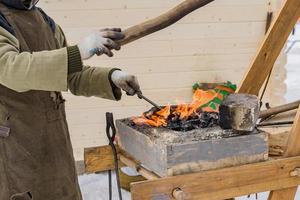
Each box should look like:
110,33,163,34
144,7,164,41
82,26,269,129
119,0,215,45
259,100,300,119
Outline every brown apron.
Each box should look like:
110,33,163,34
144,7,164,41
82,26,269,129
0,4,82,200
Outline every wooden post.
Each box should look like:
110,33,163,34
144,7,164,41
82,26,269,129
268,106,300,199
237,0,300,95
236,0,300,198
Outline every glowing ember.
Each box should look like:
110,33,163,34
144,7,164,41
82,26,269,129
132,105,171,127
132,89,223,127
132,82,236,129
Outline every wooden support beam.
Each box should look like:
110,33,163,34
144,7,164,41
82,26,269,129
268,106,300,200
282,107,300,157
119,0,215,45
84,145,160,181
84,145,124,172
237,0,300,95
119,155,160,181
130,156,300,200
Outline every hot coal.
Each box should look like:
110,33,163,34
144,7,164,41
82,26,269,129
137,106,219,132
167,112,219,131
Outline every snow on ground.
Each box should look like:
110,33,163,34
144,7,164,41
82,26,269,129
79,25,300,200
79,173,131,200
285,25,300,102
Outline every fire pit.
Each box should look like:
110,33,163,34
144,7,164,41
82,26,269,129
117,87,268,177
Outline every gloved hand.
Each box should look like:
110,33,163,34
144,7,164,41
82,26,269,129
78,28,125,60
111,70,141,96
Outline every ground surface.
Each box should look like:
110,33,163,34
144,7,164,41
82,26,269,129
79,173,131,200
78,26,300,200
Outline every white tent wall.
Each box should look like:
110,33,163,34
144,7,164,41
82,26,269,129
38,0,287,161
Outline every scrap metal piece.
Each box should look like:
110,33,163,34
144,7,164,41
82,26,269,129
219,94,259,132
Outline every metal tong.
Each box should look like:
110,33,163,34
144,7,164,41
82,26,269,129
106,112,122,200
136,92,161,110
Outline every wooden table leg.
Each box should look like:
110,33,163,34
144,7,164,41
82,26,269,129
268,188,297,200
268,106,300,200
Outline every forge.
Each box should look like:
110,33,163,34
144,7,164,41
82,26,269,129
116,93,268,177
117,119,268,177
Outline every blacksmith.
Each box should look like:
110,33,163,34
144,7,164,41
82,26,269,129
0,0,141,199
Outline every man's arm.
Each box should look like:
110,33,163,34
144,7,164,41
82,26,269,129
68,66,122,100
0,19,140,98
55,24,125,100
0,27,78,92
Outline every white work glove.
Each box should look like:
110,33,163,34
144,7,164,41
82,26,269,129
111,70,141,96
78,28,125,60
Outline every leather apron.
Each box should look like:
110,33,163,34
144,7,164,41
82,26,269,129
0,3,82,200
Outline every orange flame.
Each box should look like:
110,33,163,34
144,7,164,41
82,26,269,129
133,105,170,127
132,89,219,127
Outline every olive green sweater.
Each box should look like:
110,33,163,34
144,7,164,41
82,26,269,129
0,24,121,100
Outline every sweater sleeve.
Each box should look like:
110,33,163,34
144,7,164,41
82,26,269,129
55,24,122,100
68,66,122,101
0,27,69,92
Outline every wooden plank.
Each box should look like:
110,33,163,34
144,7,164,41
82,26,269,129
84,145,160,180
263,127,290,156
38,0,268,11
268,188,298,200
84,53,256,74
64,88,194,109
47,6,268,28
64,24,265,43
84,145,124,172
282,107,300,157
237,0,300,95
130,156,300,200
268,106,300,199
65,70,247,98
119,155,160,180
